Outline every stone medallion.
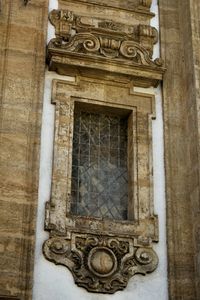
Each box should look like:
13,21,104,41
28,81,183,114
88,247,117,277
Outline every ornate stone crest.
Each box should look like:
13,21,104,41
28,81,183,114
47,9,165,87
44,234,158,294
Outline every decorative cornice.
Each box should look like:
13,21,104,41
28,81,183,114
49,9,158,57
59,0,154,16
47,9,165,86
49,34,161,66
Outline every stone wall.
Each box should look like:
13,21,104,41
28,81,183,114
0,1,48,299
0,0,199,299
189,1,200,297
159,0,200,299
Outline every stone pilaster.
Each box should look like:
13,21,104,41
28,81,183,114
0,0,48,299
159,0,200,299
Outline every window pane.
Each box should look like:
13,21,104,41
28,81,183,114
71,108,128,220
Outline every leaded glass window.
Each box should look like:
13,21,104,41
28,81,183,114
71,105,128,220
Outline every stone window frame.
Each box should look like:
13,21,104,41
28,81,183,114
43,75,159,293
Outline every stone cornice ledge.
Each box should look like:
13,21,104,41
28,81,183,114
60,0,155,17
48,50,164,88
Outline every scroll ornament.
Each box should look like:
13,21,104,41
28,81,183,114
48,9,163,68
43,235,158,293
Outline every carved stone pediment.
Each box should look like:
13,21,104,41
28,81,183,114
47,9,165,87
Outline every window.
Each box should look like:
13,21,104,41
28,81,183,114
71,104,128,220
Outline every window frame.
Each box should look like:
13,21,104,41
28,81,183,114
43,76,158,293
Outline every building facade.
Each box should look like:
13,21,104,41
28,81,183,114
0,0,199,299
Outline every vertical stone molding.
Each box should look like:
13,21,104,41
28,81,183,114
189,1,200,296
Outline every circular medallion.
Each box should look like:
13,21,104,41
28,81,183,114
88,247,117,277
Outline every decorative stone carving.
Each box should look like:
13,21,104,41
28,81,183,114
43,234,158,294
24,0,30,5
43,76,159,293
98,21,124,32
47,9,165,87
49,9,158,55
49,32,160,65
49,9,74,39
139,0,152,9
138,24,158,57
44,0,162,293
60,0,153,14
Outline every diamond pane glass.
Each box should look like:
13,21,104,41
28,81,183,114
71,109,128,220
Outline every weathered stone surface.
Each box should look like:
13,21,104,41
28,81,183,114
43,234,158,293
43,75,158,293
0,0,199,298
159,0,200,299
60,0,153,14
189,2,200,297
59,0,154,21
47,1,165,88
0,0,48,299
